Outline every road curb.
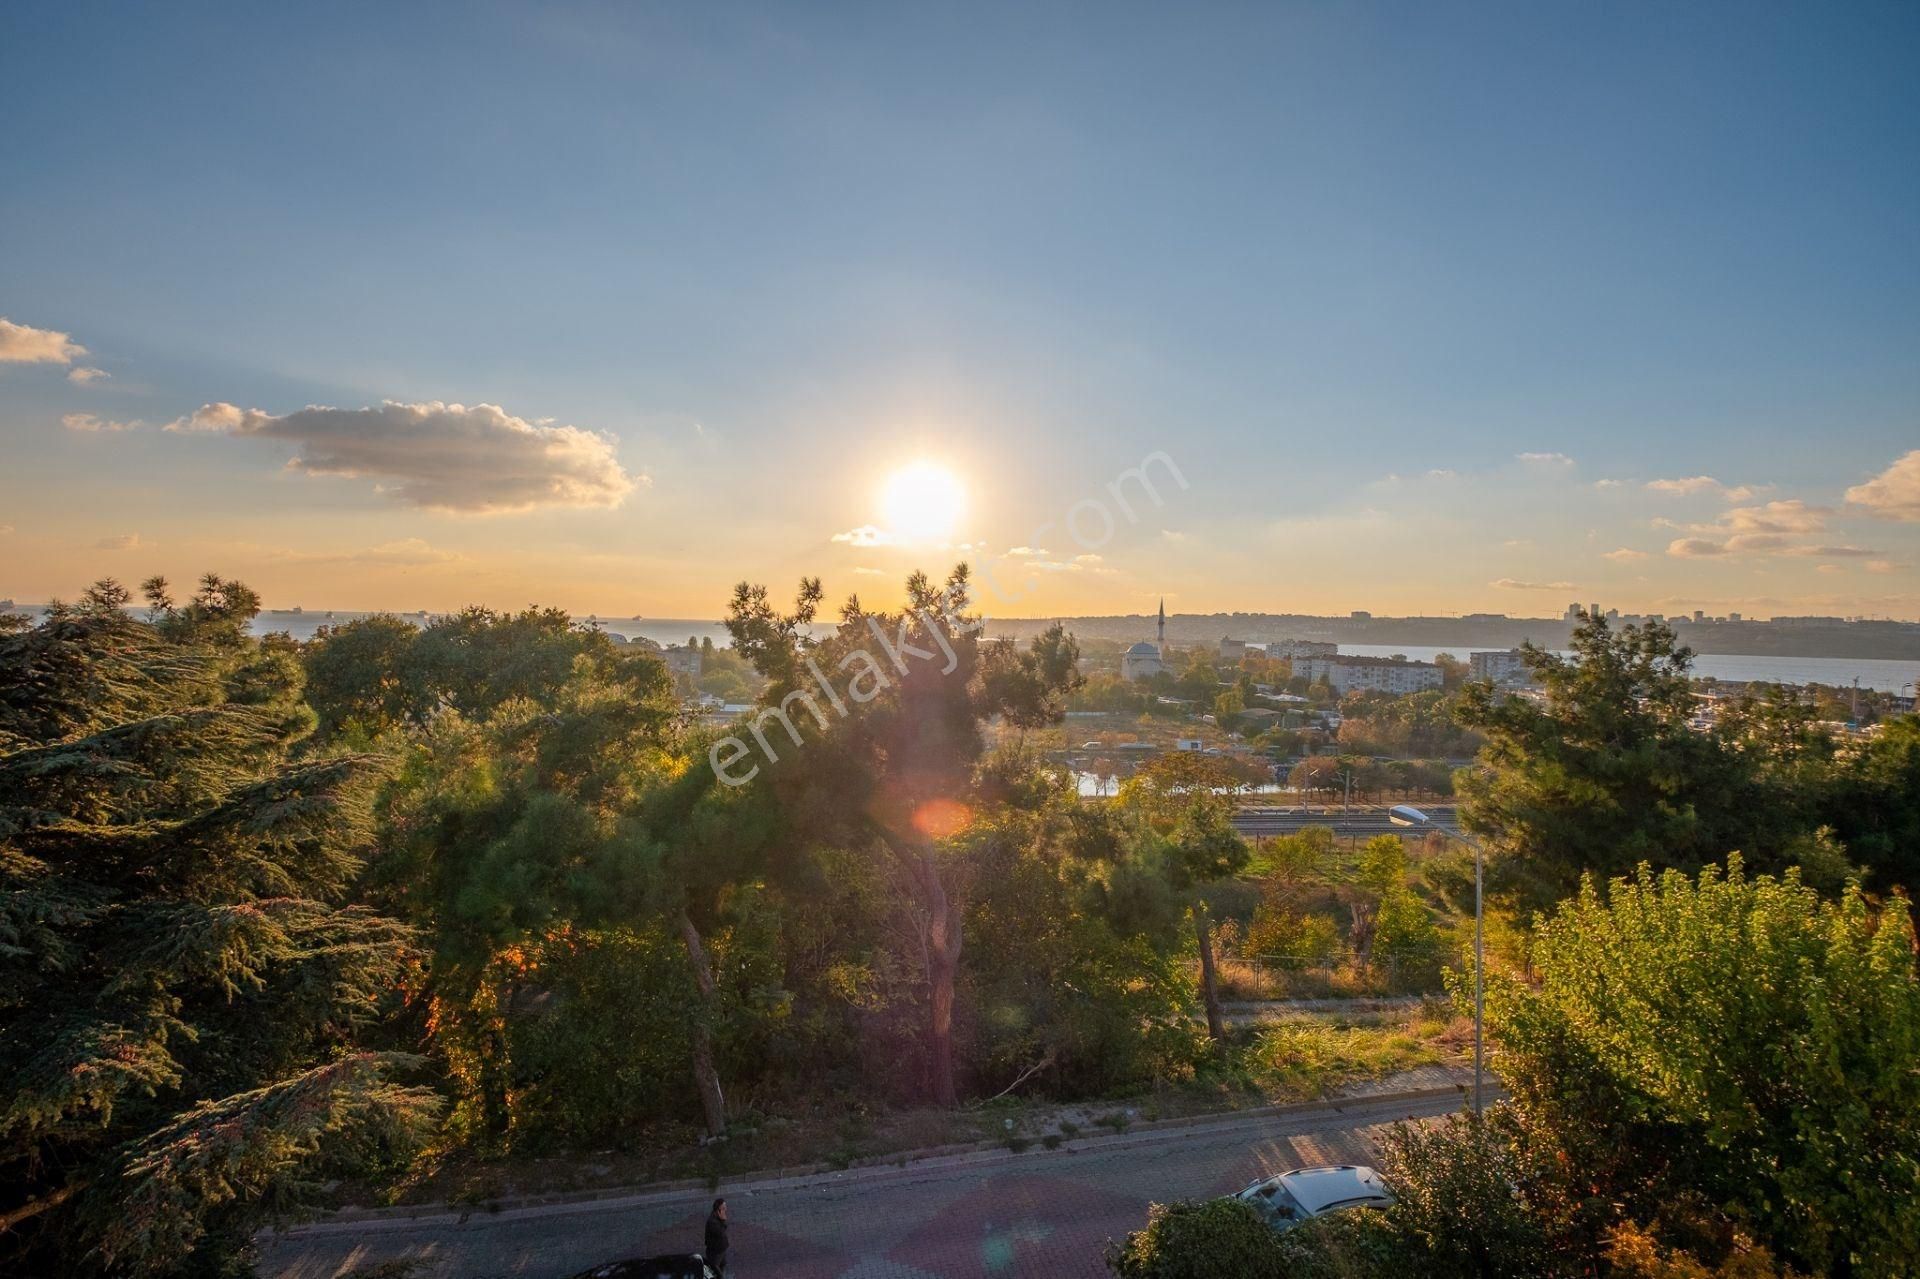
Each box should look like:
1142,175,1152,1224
281,1081,1471,1235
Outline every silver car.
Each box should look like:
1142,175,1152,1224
1234,1164,1394,1232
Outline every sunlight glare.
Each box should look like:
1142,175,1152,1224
880,461,966,544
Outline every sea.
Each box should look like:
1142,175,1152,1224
1335,643,1917,695
6,609,1915,694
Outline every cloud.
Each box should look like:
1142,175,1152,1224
165,400,639,513
0,318,87,364
1012,550,1118,577
1723,533,1794,553
349,539,462,565
61,412,142,433
1865,560,1899,575
1007,546,1050,557
1782,544,1882,558
1722,500,1826,535
1593,478,1627,490
1645,476,1757,501
1516,451,1575,469
271,538,463,566
1646,476,1721,497
1602,547,1649,562
164,402,250,433
831,524,893,547
1491,577,1577,591
1665,499,1843,557
67,366,110,385
92,533,143,551
851,566,885,576
1845,450,1920,522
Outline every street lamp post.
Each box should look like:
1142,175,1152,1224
1390,804,1484,1116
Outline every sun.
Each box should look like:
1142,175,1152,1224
880,461,966,544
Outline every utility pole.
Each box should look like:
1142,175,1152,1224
1390,805,1484,1117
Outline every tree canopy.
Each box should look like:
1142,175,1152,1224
0,582,436,1277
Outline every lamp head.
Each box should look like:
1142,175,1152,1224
1388,804,1430,828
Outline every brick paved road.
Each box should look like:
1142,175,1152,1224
260,1087,1464,1279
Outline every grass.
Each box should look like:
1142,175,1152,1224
1246,1004,1463,1095
1213,954,1399,1001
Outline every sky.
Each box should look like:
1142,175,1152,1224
2,1,1917,621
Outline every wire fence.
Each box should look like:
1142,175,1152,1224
1238,944,1449,995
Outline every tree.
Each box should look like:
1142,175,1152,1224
302,613,429,739
1106,1198,1291,1279
1802,714,1920,890
725,566,1082,1105
143,573,263,649
1485,858,1920,1277
962,777,1204,1097
1118,753,1254,1040
1266,857,1918,1278
374,643,685,1144
0,581,436,1276
1369,1111,1571,1278
617,734,787,1139
1246,829,1340,966
1288,754,1343,801
1453,614,1762,911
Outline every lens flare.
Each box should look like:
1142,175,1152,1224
880,461,966,544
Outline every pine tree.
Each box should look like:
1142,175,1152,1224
0,581,437,1276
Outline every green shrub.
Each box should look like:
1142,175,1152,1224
1490,859,1920,1277
441,926,701,1148
1370,889,1442,988
1372,1113,1568,1278
966,831,1205,1097
1246,905,1341,962
1106,1198,1290,1279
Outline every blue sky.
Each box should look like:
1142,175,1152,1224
2,2,1916,618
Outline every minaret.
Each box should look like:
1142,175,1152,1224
1157,597,1166,652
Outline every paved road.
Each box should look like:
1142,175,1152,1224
1231,805,1458,838
259,1087,1464,1279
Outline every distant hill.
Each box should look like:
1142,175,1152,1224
979,613,1920,661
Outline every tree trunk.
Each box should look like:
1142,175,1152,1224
920,854,964,1107
0,1180,83,1233
1195,906,1226,1040
883,837,964,1107
676,909,728,1139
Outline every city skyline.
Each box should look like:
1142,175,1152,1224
4,3,1918,618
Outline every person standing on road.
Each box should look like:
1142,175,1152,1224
703,1197,729,1275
